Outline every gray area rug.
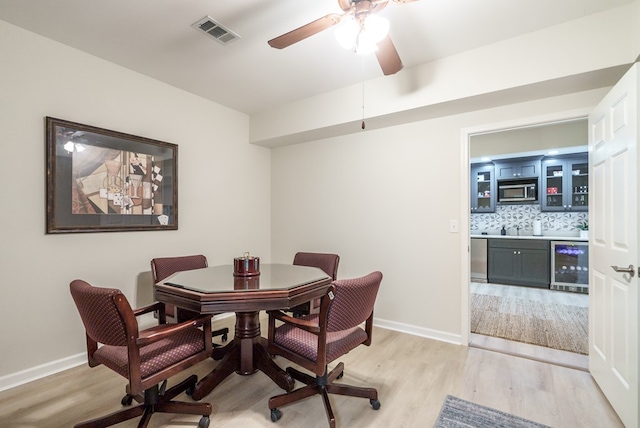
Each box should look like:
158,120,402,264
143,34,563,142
470,293,588,354
434,395,551,428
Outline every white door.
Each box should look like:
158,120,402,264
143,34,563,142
588,63,639,428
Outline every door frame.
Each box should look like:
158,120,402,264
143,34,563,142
460,108,593,346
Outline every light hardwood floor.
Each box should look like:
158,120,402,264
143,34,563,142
0,314,622,428
470,282,590,371
471,282,589,308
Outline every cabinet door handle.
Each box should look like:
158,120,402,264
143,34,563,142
611,264,635,277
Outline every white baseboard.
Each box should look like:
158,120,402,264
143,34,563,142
0,316,459,393
0,352,86,393
374,317,463,346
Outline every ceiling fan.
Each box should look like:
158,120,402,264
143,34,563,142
268,0,419,76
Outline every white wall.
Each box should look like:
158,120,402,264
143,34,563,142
0,20,271,387
271,88,607,342
470,120,587,159
267,2,640,343
2,1,638,391
251,4,637,147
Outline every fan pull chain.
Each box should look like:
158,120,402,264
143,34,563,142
361,56,366,130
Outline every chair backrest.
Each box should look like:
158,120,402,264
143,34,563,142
326,271,382,332
293,252,340,280
151,254,208,283
70,279,134,347
70,279,213,398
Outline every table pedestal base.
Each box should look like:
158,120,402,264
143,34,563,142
192,311,294,401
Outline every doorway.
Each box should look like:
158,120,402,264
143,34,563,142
465,118,590,369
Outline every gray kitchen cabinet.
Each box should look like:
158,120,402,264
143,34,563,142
488,239,550,288
493,159,541,180
470,163,496,213
541,154,588,212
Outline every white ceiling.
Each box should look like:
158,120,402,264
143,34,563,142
0,0,633,115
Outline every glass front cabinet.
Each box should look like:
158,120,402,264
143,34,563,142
470,163,496,213
541,155,588,212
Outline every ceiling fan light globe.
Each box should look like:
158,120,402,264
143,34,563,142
355,33,379,54
364,14,389,43
335,19,360,50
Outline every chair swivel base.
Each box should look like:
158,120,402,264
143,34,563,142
74,375,211,428
268,363,380,428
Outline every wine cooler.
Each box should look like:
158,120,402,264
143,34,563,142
551,241,589,293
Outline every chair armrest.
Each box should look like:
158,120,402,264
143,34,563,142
137,314,212,346
132,302,164,317
267,310,321,334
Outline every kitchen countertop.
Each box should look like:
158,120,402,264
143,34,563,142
471,233,588,242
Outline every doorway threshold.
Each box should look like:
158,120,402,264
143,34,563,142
470,333,588,372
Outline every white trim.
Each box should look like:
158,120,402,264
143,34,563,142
374,317,462,346
0,319,460,393
460,127,471,346
0,353,86,392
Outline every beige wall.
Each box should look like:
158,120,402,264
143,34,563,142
268,5,638,342
1,1,639,391
251,4,637,147
0,20,271,386
469,119,588,160
270,89,606,340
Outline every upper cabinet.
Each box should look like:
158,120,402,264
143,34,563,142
471,163,496,213
493,159,542,180
470,153,588,212
541,155,588,212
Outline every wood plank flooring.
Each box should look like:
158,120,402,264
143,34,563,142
471,282,588,308
470,282,589,371
0,314,622,428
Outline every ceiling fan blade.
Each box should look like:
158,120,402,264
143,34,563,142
268,13,344,49
375,35,403,75
338,0,392,13
371,1,388,13
338,0,352,11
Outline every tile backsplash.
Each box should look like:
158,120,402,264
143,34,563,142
471,204,587,234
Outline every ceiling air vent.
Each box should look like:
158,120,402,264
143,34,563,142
192,16,240,45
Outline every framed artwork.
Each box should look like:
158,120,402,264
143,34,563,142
45,117,178,233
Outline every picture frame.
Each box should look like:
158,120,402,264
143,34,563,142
45,117,178,233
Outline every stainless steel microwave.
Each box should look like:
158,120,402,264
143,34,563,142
498,181,538,203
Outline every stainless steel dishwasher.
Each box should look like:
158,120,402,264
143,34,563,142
470,238,488,282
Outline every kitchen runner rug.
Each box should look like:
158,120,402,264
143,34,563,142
470,293,588,355
434,395,551,428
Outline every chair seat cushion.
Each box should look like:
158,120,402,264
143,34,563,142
273,314,367,363
94,325,205,379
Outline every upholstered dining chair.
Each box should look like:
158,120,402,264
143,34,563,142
266,271,383,427
151,255,229,343
290,252,340,317
69,279,212,428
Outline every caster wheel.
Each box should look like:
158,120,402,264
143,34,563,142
198,416,210,428
270,408,282,422
186,385,195,396
222,333,228,342
370,399,381,410
121,394,133,406
337,371,344,379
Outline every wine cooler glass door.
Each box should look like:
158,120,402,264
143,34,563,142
551,241,589,293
